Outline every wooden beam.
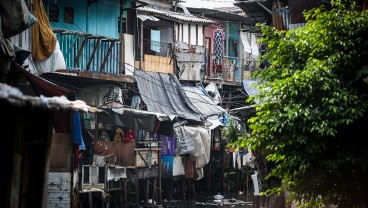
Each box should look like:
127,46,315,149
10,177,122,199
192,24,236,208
74,37,87,67
145,179,149,207
100,40,116,72
86,39,101,71
54,70,135,83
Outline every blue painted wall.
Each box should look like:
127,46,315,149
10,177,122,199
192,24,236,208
88,0,119,39
44,0,119,39
45,0,88,33
228,22,239,59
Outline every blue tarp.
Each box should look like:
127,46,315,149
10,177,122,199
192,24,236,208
72,112,86,150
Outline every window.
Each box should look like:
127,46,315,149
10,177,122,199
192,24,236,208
64,7,74,24
49,3,59,22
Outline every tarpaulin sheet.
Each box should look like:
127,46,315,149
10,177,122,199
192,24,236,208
99,108,175,136
135,71,225,121
135,70,201,121
175,126,211,168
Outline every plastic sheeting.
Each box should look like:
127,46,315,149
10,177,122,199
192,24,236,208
175,125,211,168
135,70,202,121
243,79,260,104
204,82,222,105
99,108,175,136
34,41,66,74
0,0,37,38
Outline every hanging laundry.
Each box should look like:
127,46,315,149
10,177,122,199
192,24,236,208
213,30,224,62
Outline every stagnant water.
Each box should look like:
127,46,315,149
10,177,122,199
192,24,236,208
162,195,253,208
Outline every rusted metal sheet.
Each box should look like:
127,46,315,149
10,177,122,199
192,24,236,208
175,52,204,62
47,172,71,208
177,62,203,81
49,133,72,172
54,70,135,83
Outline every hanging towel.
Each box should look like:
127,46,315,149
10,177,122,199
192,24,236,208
32,0,57,60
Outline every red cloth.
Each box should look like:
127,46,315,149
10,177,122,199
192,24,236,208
122,129,134,143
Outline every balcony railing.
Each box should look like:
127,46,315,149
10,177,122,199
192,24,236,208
206,55,256,83
54,28,122,74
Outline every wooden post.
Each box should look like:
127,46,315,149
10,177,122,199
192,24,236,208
135,175,139,208
158,151,162,205
181,179,185,200
94,114,99,145
140,20,144,71
153,177,157,204
74,37,87,67
120,1,125,74
145,179,149,207
124,179,127,207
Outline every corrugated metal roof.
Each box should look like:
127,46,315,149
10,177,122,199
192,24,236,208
137,6,215,24
182,86,226,117
187,6,250,23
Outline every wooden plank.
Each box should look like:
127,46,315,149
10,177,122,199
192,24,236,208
54,70,135,83
136,150,159,168
10,153,22,208
144,55,173,73
135,148,161,151
136,141,162,144
49,133,72,172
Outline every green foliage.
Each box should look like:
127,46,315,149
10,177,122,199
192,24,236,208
222,117,241,144
243,0,368,206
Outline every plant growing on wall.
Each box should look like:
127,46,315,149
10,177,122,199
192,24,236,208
240,0,368,206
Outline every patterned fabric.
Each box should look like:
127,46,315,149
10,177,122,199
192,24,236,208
213,30,224,62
